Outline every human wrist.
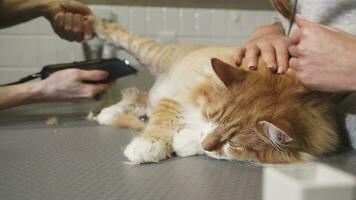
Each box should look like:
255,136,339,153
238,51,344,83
21,0,51,19
252,22,286,39
1,82,46,108
36,0,55,19
25,81,48,103
9,0,54,20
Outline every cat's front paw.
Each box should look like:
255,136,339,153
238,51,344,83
124,137,169,164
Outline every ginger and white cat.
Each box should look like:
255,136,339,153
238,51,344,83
89,16,340,164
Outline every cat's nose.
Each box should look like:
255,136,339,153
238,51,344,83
201,134,221,151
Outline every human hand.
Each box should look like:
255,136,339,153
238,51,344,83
42,0,94,42
37,69,112,102
234,22,292,73
288,16,356,92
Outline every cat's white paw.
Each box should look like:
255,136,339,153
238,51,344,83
96,106,124,125
173,129,204,157
124,137,168,164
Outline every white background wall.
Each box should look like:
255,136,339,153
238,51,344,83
0,5,277,84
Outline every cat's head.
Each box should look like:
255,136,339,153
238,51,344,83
200,58,339,164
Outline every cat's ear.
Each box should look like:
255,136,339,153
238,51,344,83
211,58,246,87
259,121,293,146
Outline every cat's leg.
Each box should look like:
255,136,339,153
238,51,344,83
90,16,202,75
124,98,182,164
115,114,145,131
172,128,205,157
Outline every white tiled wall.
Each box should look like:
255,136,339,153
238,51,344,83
0,5,277,83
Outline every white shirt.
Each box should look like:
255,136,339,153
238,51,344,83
279,0,356,148
280,0,356,35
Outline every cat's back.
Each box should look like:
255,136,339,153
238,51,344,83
173,46,236,73
148,47,236,107
159,46,236,89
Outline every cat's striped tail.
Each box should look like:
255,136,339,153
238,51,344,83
90,16,201,75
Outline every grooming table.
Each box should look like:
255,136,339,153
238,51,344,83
0,100,355,200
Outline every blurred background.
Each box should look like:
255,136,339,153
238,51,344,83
0,2,355,200
0,0,277,92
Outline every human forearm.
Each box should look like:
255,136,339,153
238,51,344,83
0,0,50,28
0,0,94,41
0,82,43,110
252,21,286,40
0,69,110,110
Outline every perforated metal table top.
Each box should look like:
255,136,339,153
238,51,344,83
0,103,355,200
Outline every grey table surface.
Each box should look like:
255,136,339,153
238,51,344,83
0,101,355,200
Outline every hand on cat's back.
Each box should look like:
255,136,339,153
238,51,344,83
234,21,292,74
288,15,356,93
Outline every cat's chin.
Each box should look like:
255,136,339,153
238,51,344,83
204,150,230,160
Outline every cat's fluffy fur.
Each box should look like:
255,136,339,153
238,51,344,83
89,16,340,164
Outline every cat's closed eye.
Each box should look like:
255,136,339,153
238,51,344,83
228,140,242,149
